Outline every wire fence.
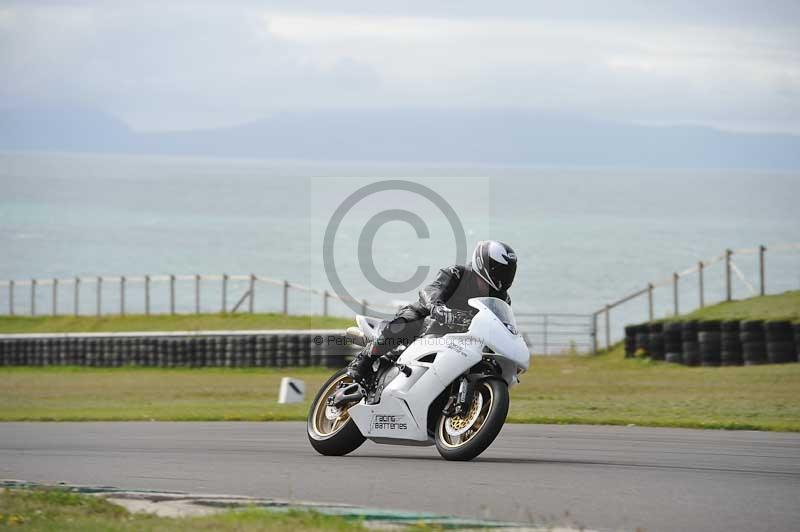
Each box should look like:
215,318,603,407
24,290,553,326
592,243,800,351
3,242,796,354
0,274,395,318
516,313,595,355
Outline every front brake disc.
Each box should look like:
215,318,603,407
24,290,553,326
445,391,484,437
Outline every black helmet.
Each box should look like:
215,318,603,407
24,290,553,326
471,240,517,291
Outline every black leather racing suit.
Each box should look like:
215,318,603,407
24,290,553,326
351,264,511,375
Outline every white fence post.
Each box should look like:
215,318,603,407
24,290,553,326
73,277,79,316
145,275,150,315
222,274,228,313
698,261,704,308
725,248,732,301
120,275,126,316
31,278,36,316
52,278,58,316
96,276,102,316
249,274,255,313
195,274,200,314
672,272,679,316
170,274,176,315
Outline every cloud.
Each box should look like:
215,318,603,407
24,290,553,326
0,1,798,132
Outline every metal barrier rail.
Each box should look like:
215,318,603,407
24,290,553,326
516,312,596,354
0,273,396,318
592,243,800,351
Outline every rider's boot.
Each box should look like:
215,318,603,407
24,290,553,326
345,347,374,385
346,339,392,385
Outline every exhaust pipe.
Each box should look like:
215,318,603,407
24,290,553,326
332,383,365,407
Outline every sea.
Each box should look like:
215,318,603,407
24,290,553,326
1,151,798,344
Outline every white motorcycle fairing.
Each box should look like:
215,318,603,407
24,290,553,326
347,297,530,445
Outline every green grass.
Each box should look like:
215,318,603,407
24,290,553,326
0,313,352,334
664,290,800,323
0,487,365,531
2,348,799,430
1,291,798,431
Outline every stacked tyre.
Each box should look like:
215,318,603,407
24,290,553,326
663,322,683,364
720,320,743,366
681,321,700,366
634,324,649,357
698,320,722,367
765,321,796,364
740,320,767,365
624,325,637,358
796,324,800,363
648,322,665,360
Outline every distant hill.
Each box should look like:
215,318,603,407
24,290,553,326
2,106,799,169
0,107,137,153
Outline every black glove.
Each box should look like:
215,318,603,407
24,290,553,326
430,304,455,325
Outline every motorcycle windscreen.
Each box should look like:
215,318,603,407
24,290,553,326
468,297,518,335
467,297,530,371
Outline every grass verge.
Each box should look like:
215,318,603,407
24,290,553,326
2,346,798,430
0,313,352,334
664,290,800,323
0,488,364,531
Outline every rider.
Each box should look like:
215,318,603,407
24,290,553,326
347,240,518,384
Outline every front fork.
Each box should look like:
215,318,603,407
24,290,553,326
442,376,474,417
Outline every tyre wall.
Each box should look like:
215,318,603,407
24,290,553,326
623,319,799,367
0,331,357,368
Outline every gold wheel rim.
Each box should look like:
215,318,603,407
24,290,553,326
311,374,355,437
438,381,494,449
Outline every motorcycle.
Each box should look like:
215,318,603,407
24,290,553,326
307,297,530,461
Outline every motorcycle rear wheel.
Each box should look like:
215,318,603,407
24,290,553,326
307,369,366,456
434,378,509,461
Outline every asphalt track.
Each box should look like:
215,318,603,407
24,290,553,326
1,422,798,531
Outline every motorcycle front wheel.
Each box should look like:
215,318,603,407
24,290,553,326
434,377,509,461
307,368,366,456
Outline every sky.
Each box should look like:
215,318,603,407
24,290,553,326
1,0,799,133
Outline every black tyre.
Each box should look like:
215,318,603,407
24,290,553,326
720,340,742,351
721,350,743,366
698,320,722,331
681,322,699,343
721,320,740,333
740,320,764,333
665,352,683,364
766,331,794,342
698,331,721,343
307,369,366,456
435,378,509,461
767,342,796,364
765,320,792,332
635,332,649,353
682,342,700,366
739,331,765,344
743,342,767,365
796,324,800,362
